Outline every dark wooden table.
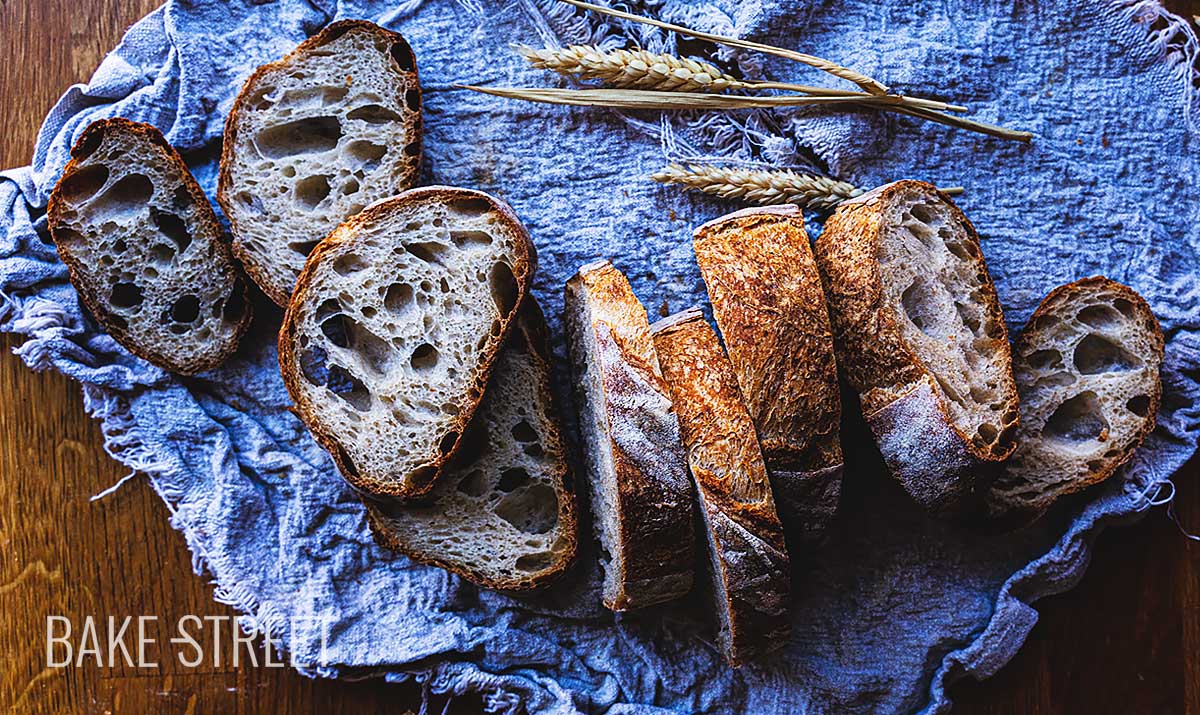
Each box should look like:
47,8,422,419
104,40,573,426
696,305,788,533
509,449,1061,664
1,2,1197,713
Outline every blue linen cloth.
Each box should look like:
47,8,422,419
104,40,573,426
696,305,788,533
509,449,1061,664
2,0,1198,712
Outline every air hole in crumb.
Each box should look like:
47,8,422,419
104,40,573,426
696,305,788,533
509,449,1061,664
255,116,342,159
1112,298,1136,319
1077,304,1121,330
346,140,387,171
151,209,192,252
170,295,201,323
346,104,404,124
498,467,531,492
404,89,420,111
60,164,110,204
112,238,128,254
73,130,103,160
342,178,360,195
332,252,368,275
1074,334,1141,374
438,431,459,455
406,241,448,266
384,283,414,314
110,282,143,310
289,239,321,257
403,141,420,157
456,470,487,497
1126,394,1151,417
976,422,998,443
53,226,85,247
336,445,360,477
390,40,415,71
900,277,942,339
524,443,544,458
327,364,372,410
1043,391,1108,446
516,552,553,573
910,203,935,223
495,484,556,534
296,175,332,209
450,230,492,249
150,244,175,264
410,343,439,371
489,261,519,316
511,421,538,442
1026,349,1061,371
91,173,154,222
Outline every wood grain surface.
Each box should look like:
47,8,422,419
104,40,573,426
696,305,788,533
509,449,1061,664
1,2,1197,714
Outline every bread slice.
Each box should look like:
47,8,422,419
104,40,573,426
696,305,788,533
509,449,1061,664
564,260,694,611
278,187,534,502
365,297,579,590
651,308,790,666
987,277,1163,522
813,180,1019,515
218,20,422,306
693,205,843,540
47,118,252,375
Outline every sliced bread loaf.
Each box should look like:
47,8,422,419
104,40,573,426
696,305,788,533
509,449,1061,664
218,20,422,306
651,308,791,666
365,297,579,590
813,180,1019,515
47,118,252,375
987,277,1163,522
564,259,695,611
694,205,843,539
278,187,534,501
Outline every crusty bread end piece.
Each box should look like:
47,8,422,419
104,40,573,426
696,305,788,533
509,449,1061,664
366,298,579,590
814,180,1019,515
564,259,695,611
988,277,1164,522
652,308,790,666
694,205,843,539
219,20,422,306
48,118,252,375
279,186,534,502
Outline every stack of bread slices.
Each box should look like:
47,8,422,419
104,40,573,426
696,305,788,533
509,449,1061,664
47,20,1164,668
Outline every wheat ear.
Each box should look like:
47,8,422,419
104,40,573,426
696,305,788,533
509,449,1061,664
652,164,964,210
516,45,965,113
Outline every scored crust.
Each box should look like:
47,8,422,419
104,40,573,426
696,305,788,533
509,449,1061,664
564,259,695,611
218,20,422,306
651,308,790,666
987,277,1164,523
813,180,1019,515
279,186,534,502
47,118,252,375
693,204,843,537
364,298,579,590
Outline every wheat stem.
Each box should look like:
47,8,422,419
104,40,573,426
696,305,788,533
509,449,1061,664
517,45,966,113
651,164,964,210
559,0,890,95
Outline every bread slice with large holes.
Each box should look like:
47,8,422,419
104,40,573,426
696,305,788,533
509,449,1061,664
218,20,422,306
279,186,534,502
987,277,1163,523
694,205,843,541
813,180,1019,515
47,118,252,374
652,308,791,666
365,297,578,590
564,260,695,611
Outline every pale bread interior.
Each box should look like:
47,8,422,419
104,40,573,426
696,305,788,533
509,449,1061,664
51,124,247,371
286,192,525,493
876,190,1016,455
368,310,574,587
223,24,420,303
989,283,1162,514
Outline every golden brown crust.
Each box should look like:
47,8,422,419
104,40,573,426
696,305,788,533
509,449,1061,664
278,186,534,501
565,260,694,611
814,180,1019,514
363,299,580,591
651,308,790,665
217,20,422,307
693,205,843,534
47,118,253,375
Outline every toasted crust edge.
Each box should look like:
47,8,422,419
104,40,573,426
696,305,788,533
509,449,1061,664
363,299,580,591
815,179,1019,514
565,260,695,611
47,118,253,375
217,19,423,307
278,186,535,502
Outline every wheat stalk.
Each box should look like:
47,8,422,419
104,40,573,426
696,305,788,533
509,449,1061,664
516,44,966,113
652,164,964,210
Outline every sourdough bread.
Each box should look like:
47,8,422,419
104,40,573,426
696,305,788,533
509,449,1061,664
279,186,534,501
564,260,695,611
652,308,791,666
47,118,252,375
813,180,1019,515
366,298,579,590
693,205,843,539
218,20,422,306
988,277,1163,522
